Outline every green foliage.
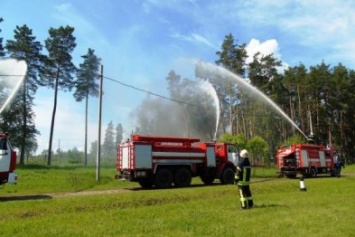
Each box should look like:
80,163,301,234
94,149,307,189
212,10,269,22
73,48,100,101
280,134,306,146
218,133,234,143
247,135,269,163
43,25,77,90
0,165,354,236
218,133,247,149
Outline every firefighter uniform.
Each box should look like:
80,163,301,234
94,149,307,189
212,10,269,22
235,149,253,209
334,154,345,178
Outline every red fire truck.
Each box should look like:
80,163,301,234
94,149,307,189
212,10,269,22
276,143,335,178
116,134,238,188
0,133,18,185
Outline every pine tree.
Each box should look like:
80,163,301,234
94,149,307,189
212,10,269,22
43,25,76,165
74,48,101,166
102,121,116,160
115,123,123,145
215,33,248,135
5,24,44,164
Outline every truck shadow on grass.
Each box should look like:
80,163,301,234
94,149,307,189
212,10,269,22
128,182,230,191
0,194,52,202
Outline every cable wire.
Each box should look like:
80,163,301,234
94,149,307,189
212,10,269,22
103,76,202,107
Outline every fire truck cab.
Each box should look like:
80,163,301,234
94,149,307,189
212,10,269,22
0,133,18,185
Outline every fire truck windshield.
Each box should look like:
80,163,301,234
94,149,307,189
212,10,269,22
0,137,7,150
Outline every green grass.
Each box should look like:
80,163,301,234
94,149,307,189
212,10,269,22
0,164,354,236
2,163,137,195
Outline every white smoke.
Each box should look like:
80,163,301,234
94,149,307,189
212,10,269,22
0,58,27,113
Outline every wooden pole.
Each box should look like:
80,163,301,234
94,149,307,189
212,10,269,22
96,65,103,181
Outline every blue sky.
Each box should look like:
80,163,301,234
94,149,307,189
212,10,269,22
1,0,355,153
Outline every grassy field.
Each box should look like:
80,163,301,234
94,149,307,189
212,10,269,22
0,164,354,236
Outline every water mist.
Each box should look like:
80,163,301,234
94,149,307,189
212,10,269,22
198,61,308,139
197,80,220,141
0,59,27,114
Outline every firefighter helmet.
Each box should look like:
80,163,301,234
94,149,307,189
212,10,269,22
240,149,248,158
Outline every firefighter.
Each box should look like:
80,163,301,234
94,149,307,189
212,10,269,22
235,149,254,209
334,153,345,178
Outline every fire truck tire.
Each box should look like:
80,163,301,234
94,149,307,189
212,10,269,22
285,174,297,178
174,168,192,187
200,168,215,185
220,167,235,184
138,179,153,189
310,168,317,177
154,168,173,189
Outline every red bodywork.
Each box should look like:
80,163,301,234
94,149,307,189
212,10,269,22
276,143,335,178
116,134,237,188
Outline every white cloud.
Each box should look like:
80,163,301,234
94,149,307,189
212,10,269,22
245,39,280,64
246,38,288,72
54,3,71,12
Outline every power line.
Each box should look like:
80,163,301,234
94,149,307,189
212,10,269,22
103,76,202,107
103,76,281,118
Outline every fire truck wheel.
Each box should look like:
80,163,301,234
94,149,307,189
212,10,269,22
138,179,153,189
310,168,317,178
174,168,192,187
154,168,173,189
200,168,215,185
220,167,235,184
285,174,297,179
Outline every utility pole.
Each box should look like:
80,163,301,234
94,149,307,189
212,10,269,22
96,65,103,181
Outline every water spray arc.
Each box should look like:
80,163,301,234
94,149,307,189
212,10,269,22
0,59,27,114
197,80,220,141
199,61,308,140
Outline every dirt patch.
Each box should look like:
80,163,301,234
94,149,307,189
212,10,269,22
50,188,132,198
0,188,134,202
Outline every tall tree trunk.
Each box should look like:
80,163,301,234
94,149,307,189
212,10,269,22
47,67,60,166
84,94,88,166
20,80,27,165
297,85,303,132
236,106,240,134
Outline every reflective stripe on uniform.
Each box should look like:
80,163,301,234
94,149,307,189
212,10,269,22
238,166,251,186
239,189,246,207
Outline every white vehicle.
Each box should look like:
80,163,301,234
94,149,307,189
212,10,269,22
0,133,18,185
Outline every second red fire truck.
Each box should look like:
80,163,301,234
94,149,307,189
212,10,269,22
276,142,335,178
116,134,238,188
